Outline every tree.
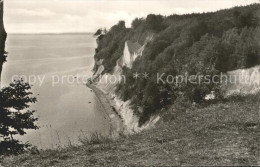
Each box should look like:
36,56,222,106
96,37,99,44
93,4,260,126
131,18,143,29
233,10,258,28
0,1,7,87
93,28,103,37
0,80,38,155
145,14,164,32
117,20,126,29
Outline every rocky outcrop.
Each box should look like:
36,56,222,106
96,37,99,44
93,40,144,94
0,1,7,87
121,41,142,68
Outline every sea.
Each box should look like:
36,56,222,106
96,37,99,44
1,34,110,149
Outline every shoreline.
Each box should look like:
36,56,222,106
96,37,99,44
86,83,125,136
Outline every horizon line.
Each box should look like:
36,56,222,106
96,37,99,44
8,32,94,35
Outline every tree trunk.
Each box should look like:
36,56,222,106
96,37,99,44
0,1,7,88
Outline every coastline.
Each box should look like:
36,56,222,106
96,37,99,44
87,82,160,134
87,83,126,137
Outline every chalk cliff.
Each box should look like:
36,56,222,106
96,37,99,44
92,35,159,133
91,4,260,134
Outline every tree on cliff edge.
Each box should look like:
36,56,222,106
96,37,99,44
0,80,39,155
0,1,39,155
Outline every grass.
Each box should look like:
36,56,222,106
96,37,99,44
78,131,113,146
1,94,259,166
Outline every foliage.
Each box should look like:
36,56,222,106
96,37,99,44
93,20,129,73
131,18,144,29
93,28,103,37
144,14,165,32
78,131,113,146
94,4,260,125
0,80,38,155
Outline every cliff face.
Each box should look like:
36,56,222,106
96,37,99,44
92,4,260,132
93,35,153,94
0,1,7,86
92,35,160,133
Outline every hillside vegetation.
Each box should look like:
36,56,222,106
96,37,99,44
93,4,260,125
1,4,260,166
2,93,259,166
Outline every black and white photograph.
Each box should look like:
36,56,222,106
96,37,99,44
0,0,259,166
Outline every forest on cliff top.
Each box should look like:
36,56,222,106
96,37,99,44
93,4,260,125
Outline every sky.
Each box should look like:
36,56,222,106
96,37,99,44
4,0,259,33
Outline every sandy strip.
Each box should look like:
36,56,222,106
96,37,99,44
87,83,125,137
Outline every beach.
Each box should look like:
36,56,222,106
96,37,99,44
87,83,125,137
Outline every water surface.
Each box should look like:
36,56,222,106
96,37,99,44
2,34,110,148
